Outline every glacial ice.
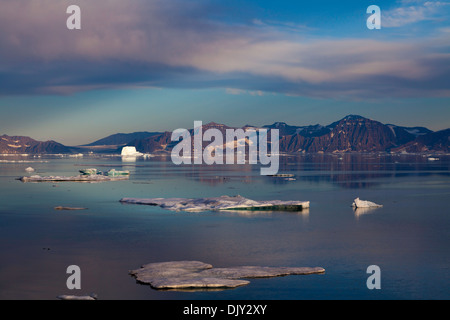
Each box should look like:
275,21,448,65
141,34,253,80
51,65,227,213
352,197,383,208
25,167,35,172
120,195,310,212
129,260,325,290
121,146,143,157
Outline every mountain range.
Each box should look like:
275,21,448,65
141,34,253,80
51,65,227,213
0,115,448,154
0,134,71,154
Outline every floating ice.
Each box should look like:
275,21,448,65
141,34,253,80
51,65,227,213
57,294,97,300
18,174,129,183
121,146,143,157
129,260,325,290
25,167,35,172
120,195,310,212
352,197,382,208
267,173,295,177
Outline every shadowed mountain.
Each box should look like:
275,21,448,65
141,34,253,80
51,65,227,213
0,134,71,154
83,131,161,146
280,116,399,153
2,115,447,155
125,116,447,154
391,129,450,153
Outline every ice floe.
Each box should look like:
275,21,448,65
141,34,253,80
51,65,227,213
352,197,383,208
18,174,129,183
57,293,97,300
0,160,48,163
267,173,295,177
129,260,325,290
25,167,35,172
120,195,310,212
54,206,88,211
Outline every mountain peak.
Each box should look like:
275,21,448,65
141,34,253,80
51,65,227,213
341,115,368,121
204,121,226,127
272,122,288,127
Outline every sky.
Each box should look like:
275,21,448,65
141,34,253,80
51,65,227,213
0,0,449,145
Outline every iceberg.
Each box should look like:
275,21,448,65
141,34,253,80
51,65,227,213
25,167,35,172
129,260,325,290
79,168,99,175
352,197,382,208
120,195,310,212
121,146,143,157
106,169,130,177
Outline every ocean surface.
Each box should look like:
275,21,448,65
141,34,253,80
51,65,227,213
0,153,449,300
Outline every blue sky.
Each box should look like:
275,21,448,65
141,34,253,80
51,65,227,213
1,0,449,145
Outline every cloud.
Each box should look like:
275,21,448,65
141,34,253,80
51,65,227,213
226,88,265,96
383,1,450,27
0,0,449,99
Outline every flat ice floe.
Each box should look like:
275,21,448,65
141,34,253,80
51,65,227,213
18,174,129,183
57,294,97,300
120,195,310,212
54,206,88,211
129,261,325,290
352,197,383,208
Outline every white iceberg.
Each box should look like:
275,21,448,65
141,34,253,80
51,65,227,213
129,260,325,290
352,197,383,208
25,167,35,172
121,146,143,157
120,195,310,212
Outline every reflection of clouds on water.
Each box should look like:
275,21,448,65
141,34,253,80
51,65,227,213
354,206,381,220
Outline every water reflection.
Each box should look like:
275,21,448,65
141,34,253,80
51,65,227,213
122,156,137,163
171,154,450,189
223,208,309,220
354,206,382,220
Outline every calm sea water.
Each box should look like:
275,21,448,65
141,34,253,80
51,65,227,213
0,153,449,300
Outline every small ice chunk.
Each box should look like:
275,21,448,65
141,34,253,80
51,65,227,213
352,197,382,208
54,206,88,211
25,167,35,172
